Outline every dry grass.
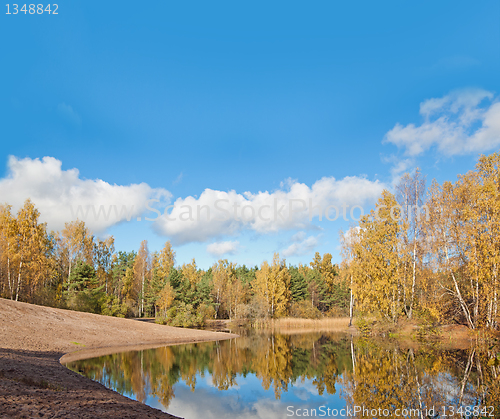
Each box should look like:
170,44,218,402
257,317,351,332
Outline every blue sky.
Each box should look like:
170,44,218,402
1,0,500,268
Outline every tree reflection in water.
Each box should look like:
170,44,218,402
66,331,500,415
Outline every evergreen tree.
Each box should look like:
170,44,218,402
65,260,103,313
289,266,308,301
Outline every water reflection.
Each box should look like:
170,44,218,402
65,331,500,418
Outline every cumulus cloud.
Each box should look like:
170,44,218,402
384,89,500,156
383,155,415,185
343,226,361,242
0,156,171,233
206,241,239,257
152,176,386,245
290,231,307,242
282,233,319,257
0,156,386,246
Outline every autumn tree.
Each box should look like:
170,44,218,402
252,253,291,318
211,259,236,319
94,236,115,294
310,252,338,291
57,220,94,291
353,190,403,323
425,153,500,329
396,169,426,319
12,199,51,302
181,258,201,288
0,204,16,300
122,266,136,302
340,227,360,326
156,282,176,316
156,241,175,280
134,240,151,317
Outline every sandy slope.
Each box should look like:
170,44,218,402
0,298,235,418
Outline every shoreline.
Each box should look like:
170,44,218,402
0,298,236,418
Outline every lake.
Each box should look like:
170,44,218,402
65,330,499,418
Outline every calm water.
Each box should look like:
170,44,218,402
65,331,499,418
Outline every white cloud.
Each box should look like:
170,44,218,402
207,241,239,257
166,383,285,419
290,231,307,242
0,156,171,233
343,226,361,242
152,176,386,245
282,234,319,257
385,156,415,185
0,157,386,246
384,89,500,156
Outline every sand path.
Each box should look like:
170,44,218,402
0,299,235,418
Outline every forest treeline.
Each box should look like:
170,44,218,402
341,152,500,331
0,200,346,325
1,151,499,330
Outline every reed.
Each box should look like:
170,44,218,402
254,317,351,331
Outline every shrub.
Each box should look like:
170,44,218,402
161,302,215,328
290,300,322,319
100,295,127,317
355,317,373,337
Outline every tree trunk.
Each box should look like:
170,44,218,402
409,349,424,419
409,237,417,320
68,259,72,291
473,247,479,325
494,272,498,330
141,272,145,317
16,259,22,301
474,276,479,326
443,231,474,329
409,178,420,321
458,349,475,406
7,254,13,300
350,338,356,379
349,281,354,327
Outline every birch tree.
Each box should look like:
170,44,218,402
396,169,426,319
57,220,94,291
353,191,403,323
134,240,151,317
0,205,16,300
340,227,360,327
13,199,49,301
252,253,291,318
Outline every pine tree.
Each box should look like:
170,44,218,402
289,266,308,301
65,260,103,313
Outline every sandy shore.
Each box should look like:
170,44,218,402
0,298,235,418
